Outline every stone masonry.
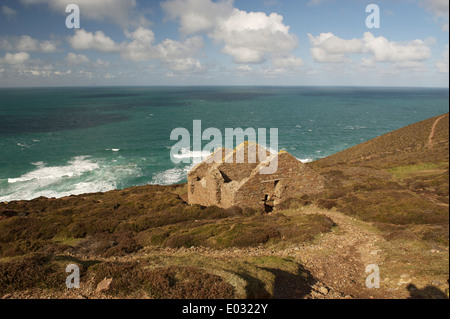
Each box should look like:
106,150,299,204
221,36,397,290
187,142,324,212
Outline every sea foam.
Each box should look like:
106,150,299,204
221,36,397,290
173,148,212,160
151,163,196,186
8,156,99,184
1,156,141,202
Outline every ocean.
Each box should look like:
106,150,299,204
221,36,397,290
0,86,448,202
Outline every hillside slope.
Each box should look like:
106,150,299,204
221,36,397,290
0,114,448,299
311,113,449,169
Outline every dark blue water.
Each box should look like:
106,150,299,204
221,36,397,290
0,86,448,201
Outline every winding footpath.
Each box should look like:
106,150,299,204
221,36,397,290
428,115,446,149
138,209,395,299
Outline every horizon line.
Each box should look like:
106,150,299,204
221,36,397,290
0,84,449,90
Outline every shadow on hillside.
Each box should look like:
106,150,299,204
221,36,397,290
407,283,449,299
262,265,315,299
54,255,102,269
233,271,272,299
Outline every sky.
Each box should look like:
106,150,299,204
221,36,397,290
0,0,448,87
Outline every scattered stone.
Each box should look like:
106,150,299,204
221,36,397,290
398,274,412,285
387,288,398,292
96,278,114,293
318,287,329,295
310,291,325,299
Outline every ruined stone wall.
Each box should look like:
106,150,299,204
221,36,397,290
187,145,324,211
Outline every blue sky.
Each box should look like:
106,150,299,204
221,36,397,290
0,0,448,87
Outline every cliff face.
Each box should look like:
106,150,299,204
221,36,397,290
187,142,325,211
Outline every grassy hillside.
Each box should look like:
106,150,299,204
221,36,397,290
307,113,448,239
312,113,449,168
0,185,334,298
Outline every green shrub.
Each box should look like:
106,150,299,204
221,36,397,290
165,234,205,248
231,227,281,247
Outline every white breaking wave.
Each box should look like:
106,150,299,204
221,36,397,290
173,148,212,160
0,156,141,202
297,158,314,163
343,125,367,130
8,156,99,184
151,163,196,186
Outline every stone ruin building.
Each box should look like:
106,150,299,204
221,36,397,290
187,142,325,212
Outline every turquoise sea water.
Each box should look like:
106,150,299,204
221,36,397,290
0,86,448,201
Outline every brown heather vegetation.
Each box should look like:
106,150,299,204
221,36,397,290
0,186,335,259
0,185,334,298
90,262,235,299
308,113,449,246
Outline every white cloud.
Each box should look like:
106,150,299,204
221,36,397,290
20,65,72,78
20,0,146,29
308,33,364,63
93,59,110,69
0,35,59,53
423,0,449,17
260,66,289,77
2,6,17,19
0,52,31,64
69,30,119,53
363,32,431,63
16,36,58,53
0,39,13,51
121,28,204,71
423,0,449,31
437,44,449,73
272,55,304,68
237,65,253,73
213,9,298,63
161,0,234,34
308,32,431,67
162,0,302,65
65,53,90,65
164,58,202,72
68,28,204,73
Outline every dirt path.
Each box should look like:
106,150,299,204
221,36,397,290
9,208,445,300
290,209,388,298
428,115,446,149
130,209,395,299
